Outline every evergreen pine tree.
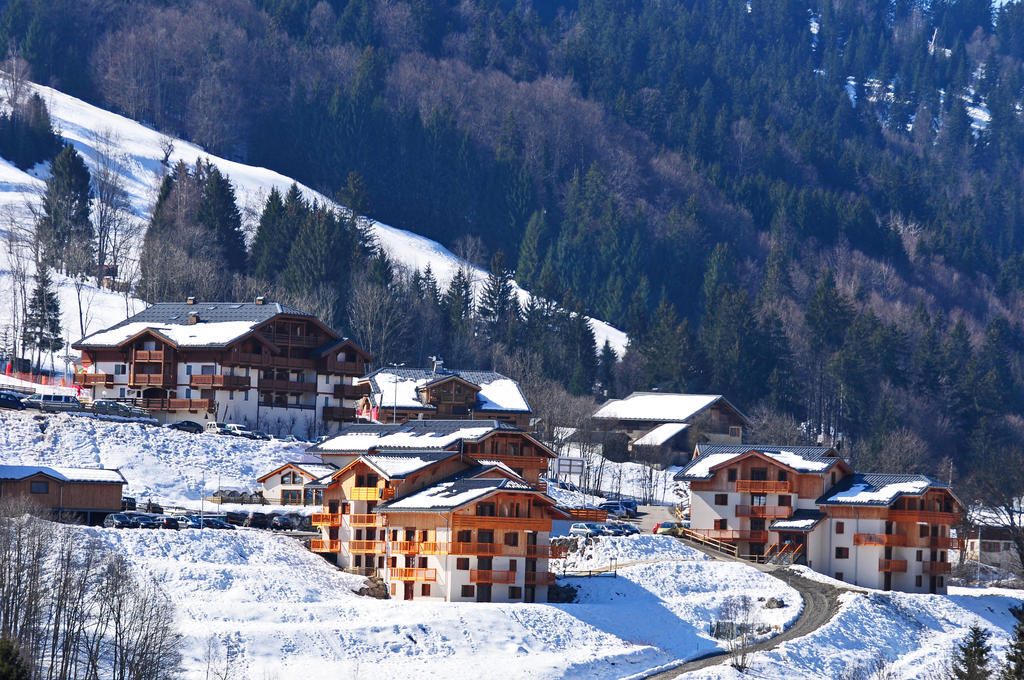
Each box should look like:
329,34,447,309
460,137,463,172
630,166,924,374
951,625,992,680
249,187,289,281
37,143,93,275
420,264,441,306
598,340,617,399
442,267,474,337
478,251,518,343
281,206,344,294
198,166,246,274
805,270,853,356
1002,605,1024,680
641,295,700,392
23,267,63,368
516,210,546,288
0,637,31,680
701,242,737,314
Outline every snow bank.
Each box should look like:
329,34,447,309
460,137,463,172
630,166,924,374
563,534,708,572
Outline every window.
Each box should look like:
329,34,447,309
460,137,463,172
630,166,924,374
119,388,126,398
114,364,126,375
421,584,430,596
30,481,48,494
476,502,496,517
478,530,494,544
456,558,469,571
835,522,845,535
508,560,517,571
244,391,249,401
186,365,192,375
915,575,922,587
281,490,300,504
835,547,849,559
777,470,787,482
835,572,844,582
504,532,519,546
229,391,234,400
714,494,728,506
185,388,192,399
981,541,1001,553
457,530,472,543
714,519,727,530
751,494,767,506
509,586,522,599
461,585,475,598
938,577,944,588
830,472,836,486
389,557,397,568
751,467,768,481
391,583,397,596
418,557,428,568
916,550,923,562
919,525,929,538
727,469,737,482
778,495,791,506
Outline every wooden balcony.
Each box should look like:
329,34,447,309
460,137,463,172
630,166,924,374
390,541,423,554
735,480,791,494
470,569,516,584
323,406,356,421
137,398,214,412
878,559,908,573
334,383,370,399
419,542,450,555
451,516,550,531
258,378,316,394
347,540,385,554
348,514,386,528
133,350,165,362
524,571,556,586
854,533,909,547
687,529,768,543
325,359,366,376
887,510,960,525
257,332,321,348
222,350,314,370
311,513,343,527
526,544,568,559
449,542,504,556
479,454,552,470
350,486,395,501
74,372,113,387
389,567,436,582
735,505,792,519
190,374,251,390
310,539,341,553
922,561,952,575
927,536,964,551
129,374,173,387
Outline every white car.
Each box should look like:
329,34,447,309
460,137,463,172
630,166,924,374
224,423,255,438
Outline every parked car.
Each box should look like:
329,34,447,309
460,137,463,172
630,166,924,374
599,502,635,519
283,512,313,531
132,514,159,529
269,515,294,531
202,518,235,530
652,522,680,535
224,423,255,438
20,394,43,409
103,513,135,529
244,511,269,529
0,392,25,410
167,420,203,434
607,522,639,536
91,400,133,417
204,422,231,435
223,511,247,526
38,395,83,413
173,515,203,529
619,500,639,514
569,522,607,538
154,516,180,530
249,430,271,440
121,496,137,511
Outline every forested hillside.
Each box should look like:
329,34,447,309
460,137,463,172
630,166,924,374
5,0,1024,482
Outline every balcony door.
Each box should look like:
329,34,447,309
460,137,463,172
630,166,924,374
404,582,414,601
476,584,492,603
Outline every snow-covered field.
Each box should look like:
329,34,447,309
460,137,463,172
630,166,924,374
0,79,627,364
0,410,309,505
562,534,710,572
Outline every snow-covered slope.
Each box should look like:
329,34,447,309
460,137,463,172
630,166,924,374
0,80,627,357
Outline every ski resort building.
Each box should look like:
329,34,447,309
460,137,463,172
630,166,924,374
356,361,531,428
72,298,372,434
257,461,339,505
675,443,963,593
0,464,126,524
304,449,567,603
591,393,749,463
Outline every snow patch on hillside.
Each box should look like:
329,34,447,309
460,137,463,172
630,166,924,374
563,534,709,572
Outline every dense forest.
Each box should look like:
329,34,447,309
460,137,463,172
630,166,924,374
5,0,1024,484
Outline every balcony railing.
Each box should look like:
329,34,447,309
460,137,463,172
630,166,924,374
922,561,952,575
129,374,173,387
323,406,356,421
451,516,550,531
879,559,908,572
123,398,213,412
524,571,556,586
470,569,516,584
190,374,251,390
686,529,768,543
887,510,960,525
735,505,793,519
348,514,386,528
74,373,113,387
449,542,503,556
258,378,317,394
854,533,909,547
526,544,569,559
350,486,395,501
257,332,321,348
133,350,165,362
325,359,366,376
419,542,450,555
390,541,422,554
476,455,552,470
311,513,343,527
310,539,341,552
334,383,370,399
927,536,964,551
389,568,436,582
735,480,792,494
348,540,385,554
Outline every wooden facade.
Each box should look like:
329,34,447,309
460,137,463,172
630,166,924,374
0,468,125,525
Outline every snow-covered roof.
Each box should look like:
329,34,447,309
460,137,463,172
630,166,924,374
592,392,747,424
818,474,945,506
308,420,512,454
769,509,826,532
470,459,521,479
361,367,531,413
77,320,262,349
0,465,126,484
377,477,534,513
362,451,460,479
632,423,689,447
674,444,840,481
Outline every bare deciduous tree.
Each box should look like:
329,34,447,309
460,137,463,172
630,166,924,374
347,277,409,365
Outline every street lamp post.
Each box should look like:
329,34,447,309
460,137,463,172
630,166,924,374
388,362,405,423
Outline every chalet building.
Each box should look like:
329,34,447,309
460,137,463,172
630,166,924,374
965,525,1022,574
305,449,567,602
306,420,557,489
72,298,372,434
356,362,531,428
0,465,126,524
591,393,749,463
257,462,338,505
675,443,964,594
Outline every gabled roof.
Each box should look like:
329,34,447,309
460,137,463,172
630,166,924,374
817,473,953,507
0,465,126,484
359,367,531,413
769,509,826,532
310,337,372,360
632,423,689,447
256,461,338,483
375,476,539,513
74,301,327,350
674,443,843,481
308,420,513,454
358,450,463,479
592,392,749,425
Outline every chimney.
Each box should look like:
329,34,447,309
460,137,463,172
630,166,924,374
188,313,199,325
255,296,265,305
186,296,195,305
430,356,444,374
